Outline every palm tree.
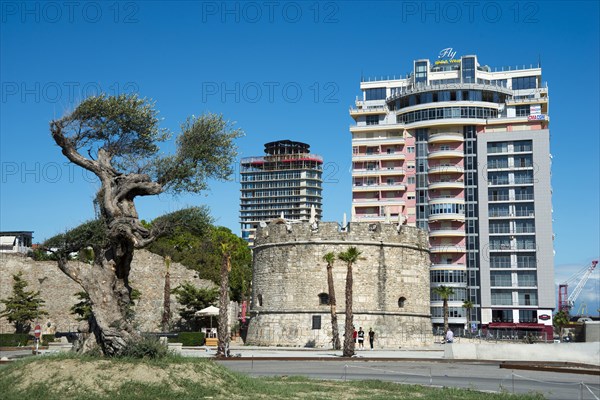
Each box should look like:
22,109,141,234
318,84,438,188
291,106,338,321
338,247,362,357
323,252,341,350
462,300,474,336
217,243,232,358
433,285,455,334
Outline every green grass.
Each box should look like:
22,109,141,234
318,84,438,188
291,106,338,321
0,354,545,400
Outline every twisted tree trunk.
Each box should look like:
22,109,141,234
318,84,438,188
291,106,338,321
51,124,162,356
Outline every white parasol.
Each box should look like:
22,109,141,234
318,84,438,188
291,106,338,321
195,305,219,328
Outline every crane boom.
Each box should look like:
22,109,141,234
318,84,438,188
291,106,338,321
565,260,598,309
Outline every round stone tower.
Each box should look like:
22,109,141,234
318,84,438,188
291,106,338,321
246,221,433,348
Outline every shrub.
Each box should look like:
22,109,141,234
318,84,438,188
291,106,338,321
169,332,205,346
0,333,30,347
118,335,169,359
41,334,56,346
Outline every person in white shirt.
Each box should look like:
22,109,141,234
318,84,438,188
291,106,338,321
445,328,454,343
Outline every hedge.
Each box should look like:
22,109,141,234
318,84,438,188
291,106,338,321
41,334,56,346
0,333,59,347
169,332,205,346
0,333,30,347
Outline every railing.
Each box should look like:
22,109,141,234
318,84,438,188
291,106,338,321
349,105,387,113
514,194,534,201
488,195,510,201
386,82,514,102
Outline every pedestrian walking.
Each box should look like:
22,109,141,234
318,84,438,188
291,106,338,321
358,327,365,349
368,328,375,350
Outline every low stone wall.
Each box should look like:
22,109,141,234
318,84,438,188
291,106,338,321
0,250,215,334
445,342,600,366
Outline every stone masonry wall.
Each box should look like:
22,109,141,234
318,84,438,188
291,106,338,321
246,222,433,348
0,250,215,334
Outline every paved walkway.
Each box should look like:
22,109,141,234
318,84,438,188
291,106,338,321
180,344,444,359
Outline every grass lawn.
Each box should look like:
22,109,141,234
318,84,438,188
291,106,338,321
0,354,545,400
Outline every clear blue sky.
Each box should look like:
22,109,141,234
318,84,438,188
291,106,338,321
1,1,598,312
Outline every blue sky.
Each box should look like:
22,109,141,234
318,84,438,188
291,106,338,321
1,1,599,313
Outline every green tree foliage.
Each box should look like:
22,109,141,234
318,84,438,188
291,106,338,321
70,291,93,322
0,272,49,333
48,94,242,356
553,310,570,339
171,282,219,331
147,221,251,302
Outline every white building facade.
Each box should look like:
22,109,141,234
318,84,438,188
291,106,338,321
349,50,554,336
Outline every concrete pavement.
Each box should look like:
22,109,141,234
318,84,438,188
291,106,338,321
179,344,446,360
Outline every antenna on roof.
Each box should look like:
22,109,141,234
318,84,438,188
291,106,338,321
538,54,541,68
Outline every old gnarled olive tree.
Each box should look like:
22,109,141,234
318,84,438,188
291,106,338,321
48,94,242,356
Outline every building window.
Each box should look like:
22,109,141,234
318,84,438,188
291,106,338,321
512,76,537,90
398,297,406,308
312,315,322,330
461,57,476,83
515,105,530,117
407,146,415,153
366,115,379,125
365,87,386,101
407,176,415,185
519,309,537,323
318,293,330,305
415,61,428,84
257,294,263,307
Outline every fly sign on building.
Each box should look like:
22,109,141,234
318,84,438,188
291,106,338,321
435,47,461,65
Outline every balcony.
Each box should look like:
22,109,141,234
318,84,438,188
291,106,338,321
428,132,464,144
431,263,466,270
352,214,386,221
353,184,406,192
430,245,466,253
428,180,464,190
352,136,405,146
428,213,465,222
428,165,464,174
349,105,388,116
352,168,405,177
352,152,406,162
350,124,404,133
352,198,405,206
488,194,510,202
428,149,464,159
429,197,464,205
428,229,466,238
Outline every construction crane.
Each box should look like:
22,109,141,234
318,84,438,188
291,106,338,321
558,260,598,313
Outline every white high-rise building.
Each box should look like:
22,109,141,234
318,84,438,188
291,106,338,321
349,50,555,337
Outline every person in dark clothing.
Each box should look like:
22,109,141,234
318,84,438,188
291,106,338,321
368,328,375,350
358,327,365,349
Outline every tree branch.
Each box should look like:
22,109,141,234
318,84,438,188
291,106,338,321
50,120,101,176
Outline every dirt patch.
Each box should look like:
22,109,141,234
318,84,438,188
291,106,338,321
7,358,225,395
